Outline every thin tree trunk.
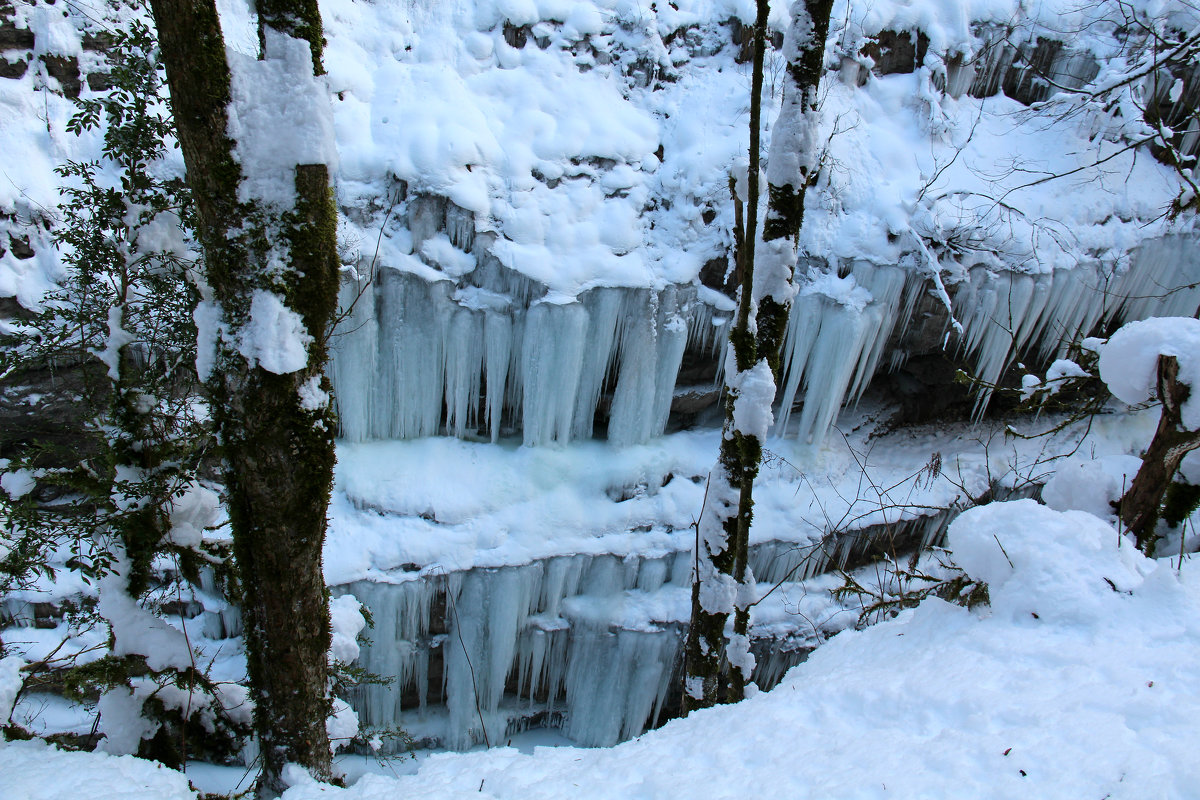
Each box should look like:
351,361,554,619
683,0,833,713
148,0,339,794
1119,354,1200,554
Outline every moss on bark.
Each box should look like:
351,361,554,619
683,0,833,713
148,1,340,794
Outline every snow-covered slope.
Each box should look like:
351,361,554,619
295,500,1200,800
313,0,1200,445
8,498,1197,799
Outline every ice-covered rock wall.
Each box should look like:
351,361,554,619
331,229,1200,446
775,236,1200,441
323,1,1200,448
335,506,958,750
331,254,728,447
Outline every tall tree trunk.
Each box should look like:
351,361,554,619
148,0,339,794
1119,355,1200,554
683,0,834,713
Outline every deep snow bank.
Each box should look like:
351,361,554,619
4,497,1198,798
282,498,1200,800
0,739,196,800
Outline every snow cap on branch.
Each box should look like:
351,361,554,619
1098,317,1200,428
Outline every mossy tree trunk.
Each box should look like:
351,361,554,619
148,0,339,794
1118,355,1200,555
683,0,834,713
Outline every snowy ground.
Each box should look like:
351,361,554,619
4,491,1200,799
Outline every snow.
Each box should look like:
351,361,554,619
327,698,360,754
277,499,1200,800
1099,317,1200,429
226,28,338,205
947,498,1147,622
1045,358,1090,387
727,356,777,441
237,289,312,375
165,482,221,549
329,593,366,664
0,466,37,500
6,403,1200,793
96,306,134,381
299,375,331,412
322,402,1153,583
1042,454,1144,521
0,740,196,800
192,300,221,381
96,560,194,674
313,405,1175,749
96,687,159,756
0,655,24,722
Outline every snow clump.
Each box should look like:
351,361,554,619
1098,317,1200,428
329,593,367,664
165,482,221,548
947,499,1148,623
0,655,24,722
1041,455,1143,521
237,290,312,375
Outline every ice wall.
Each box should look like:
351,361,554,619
774,236,1200,442
330,252,728,447
338,553,696,750
334,508,958,750
333,229,1200,449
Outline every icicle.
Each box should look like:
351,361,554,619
571,289,623,441
750,641,810,690
1115,236,1200,321
562,624,679,746
372,270,450,439
845,264,908,403
483,312,512,442
444,200,475,252
340,578,437,737
791,304,875,444
521,302,588,446
442,565,542,749
608,289,689,447
636,557,669,593
329,278,378,442
773,293,822,437
443,307,483,437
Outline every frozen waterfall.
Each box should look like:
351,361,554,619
331,264,724,448
331,229,1200,449
333,509,962,750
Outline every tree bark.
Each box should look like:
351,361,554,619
683,0,833,713
148,0,339,794
1118,355,1200,554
